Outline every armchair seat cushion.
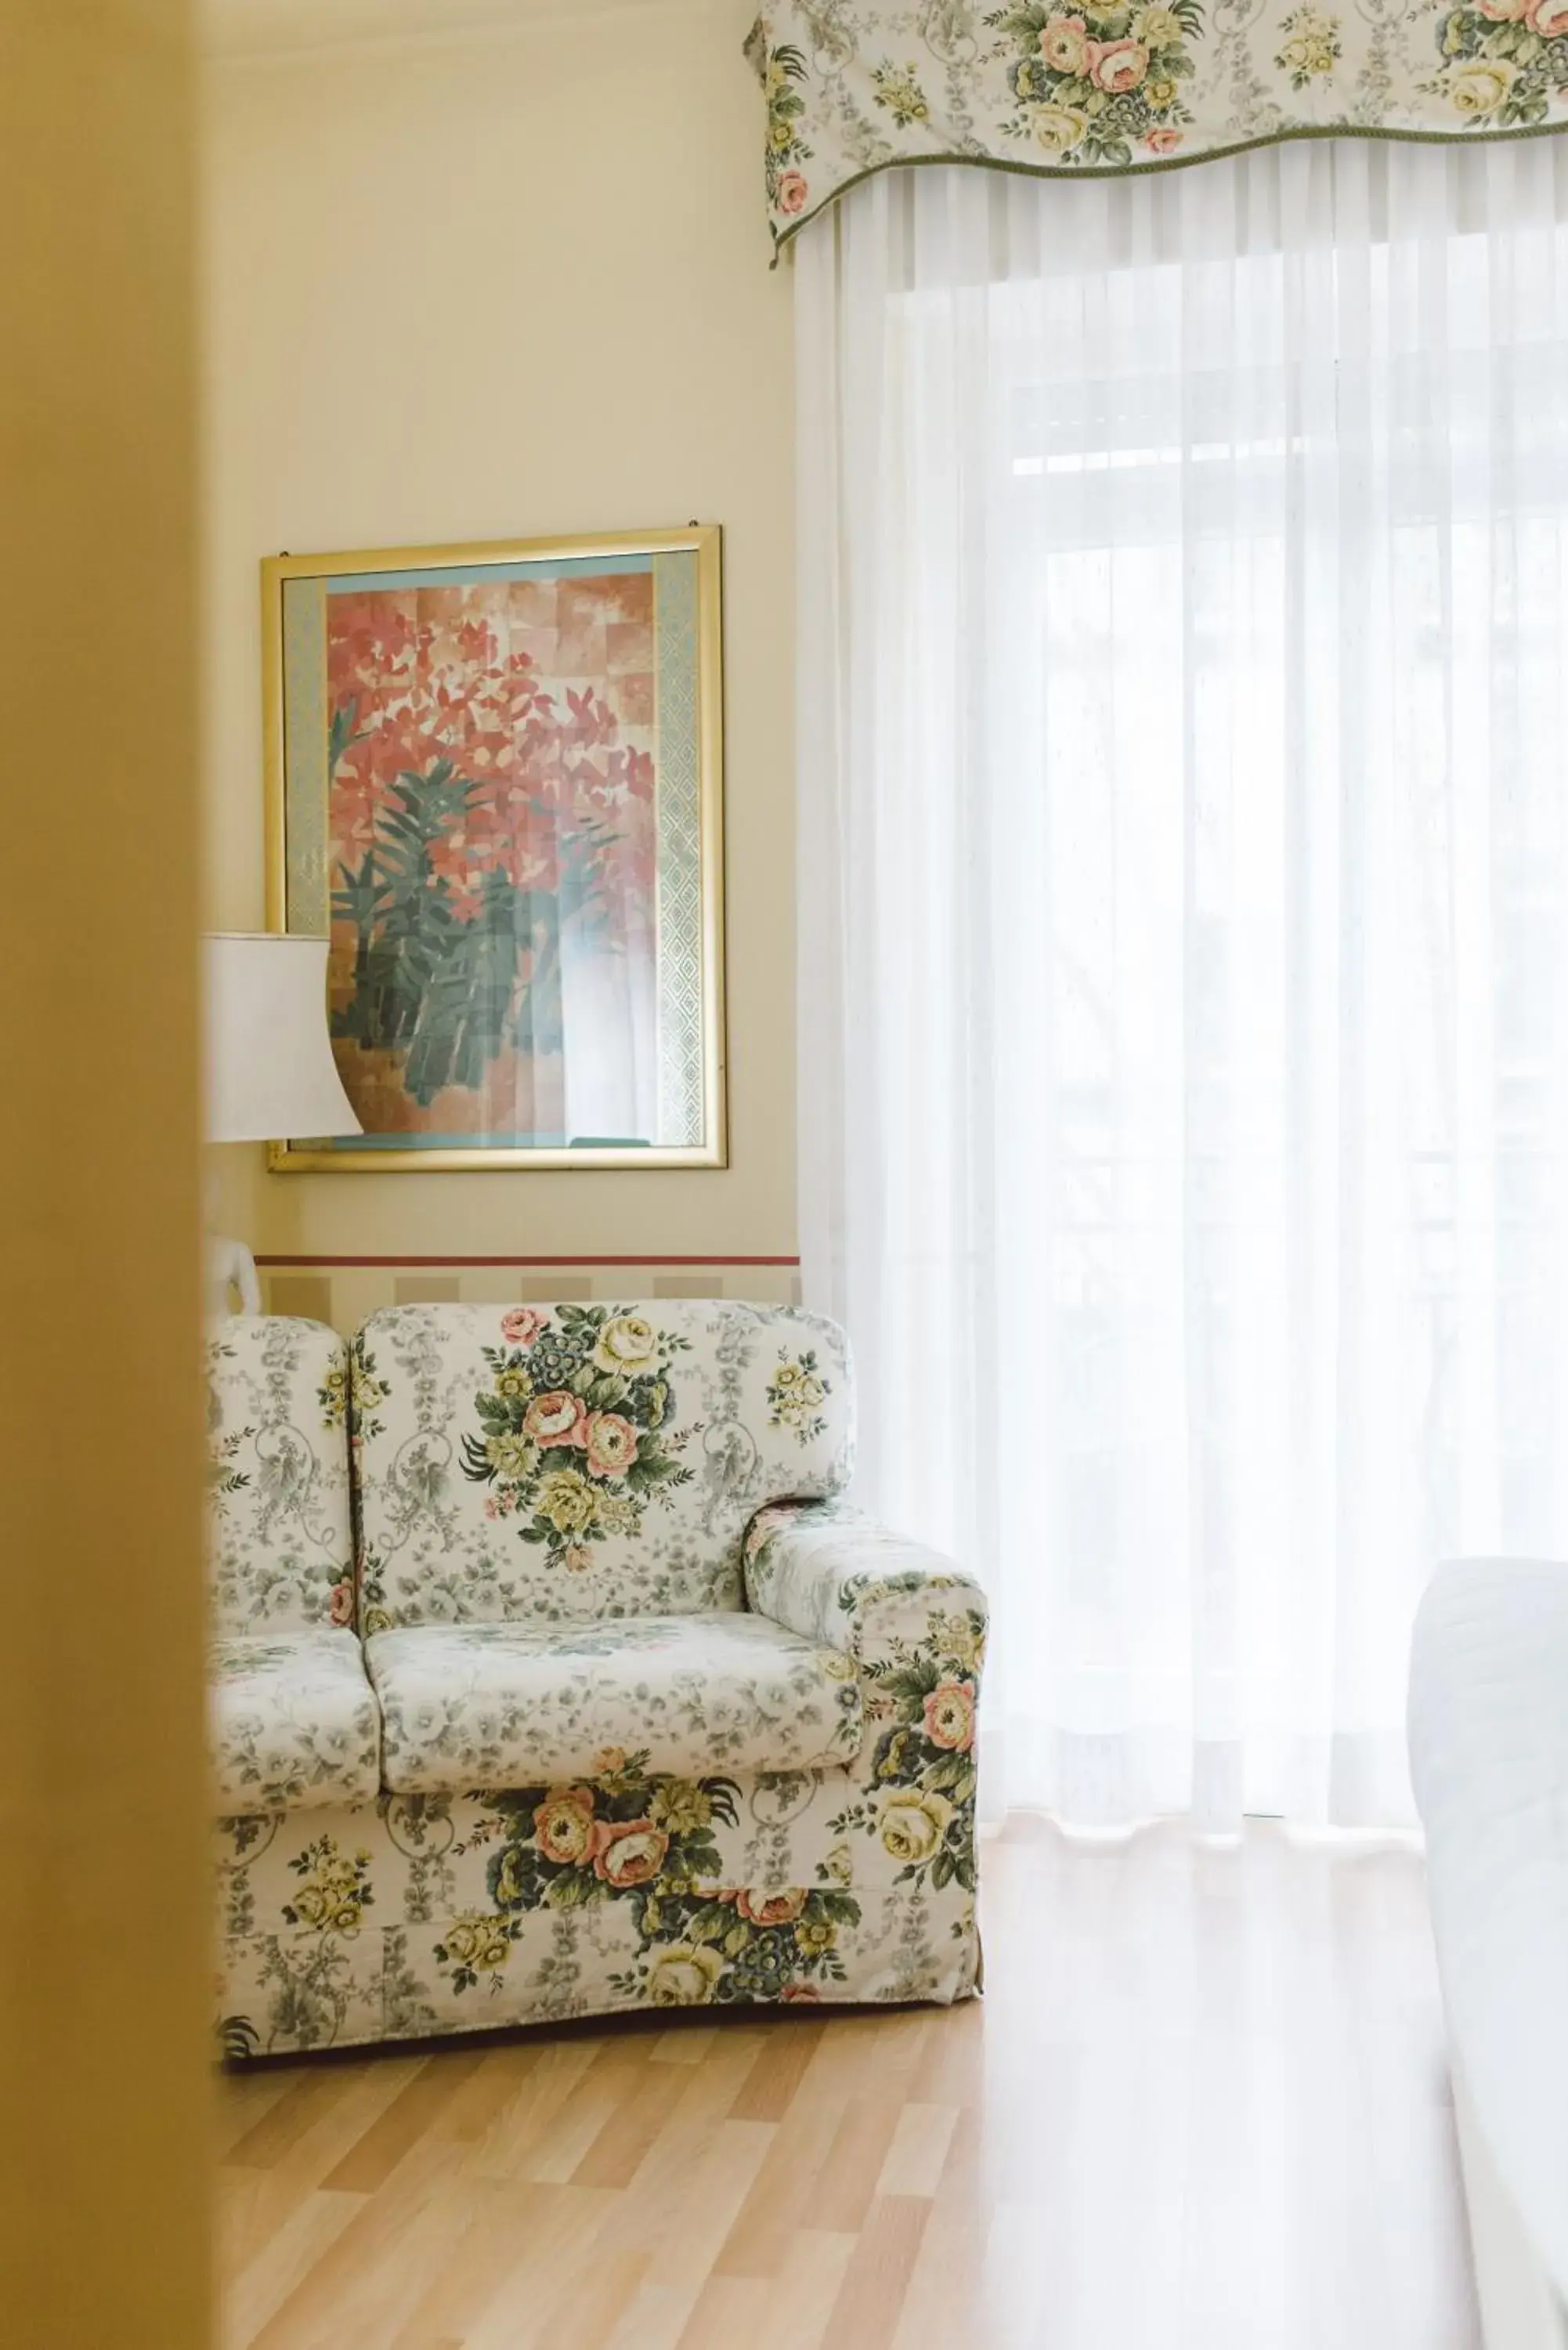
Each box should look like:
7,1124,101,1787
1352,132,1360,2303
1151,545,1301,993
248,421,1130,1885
366,1611,864,1795
210,1631,380,1815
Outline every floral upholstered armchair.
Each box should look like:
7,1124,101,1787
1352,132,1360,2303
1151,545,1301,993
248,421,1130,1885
210,1302,986,2057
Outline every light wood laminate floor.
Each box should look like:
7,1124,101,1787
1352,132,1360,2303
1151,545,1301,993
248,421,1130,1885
216,1820,1479,2350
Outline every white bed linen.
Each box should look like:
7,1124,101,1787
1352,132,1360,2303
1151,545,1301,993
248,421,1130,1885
1410,1559,1568,2319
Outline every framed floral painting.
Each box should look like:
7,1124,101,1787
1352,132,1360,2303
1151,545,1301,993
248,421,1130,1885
262,526,725,1170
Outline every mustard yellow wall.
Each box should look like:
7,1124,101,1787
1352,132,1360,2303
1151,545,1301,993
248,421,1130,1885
0,2,211,2341
201,0,794,1265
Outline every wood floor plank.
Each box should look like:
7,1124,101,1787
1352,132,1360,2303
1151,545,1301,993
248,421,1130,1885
753,2229,858,2350
428,2038,540,2146
672,2272,770,2349
515,2247,653,2350
461,2039,603,2182
875,2099,959,2200
378,2178,559,2348
461,2182,622,2350
599,2030,779,2288
601,2280,708,2350
222,2188,364,2350
797,2090,910,2235
637,2117,776,2302
727,2018,825,2122
392,2162,620,2350
572,2057,694,2189
649,2025,719,2066
905,1991,985,2110
221,2059,430,2281
247,2141,470,2350
215,2068,300,2157
514,2055,648,2186
711,2044,852,2280
322,2053,486,2195
226,2068,352,2171
884,2108,985,2350
822,2193,933,2350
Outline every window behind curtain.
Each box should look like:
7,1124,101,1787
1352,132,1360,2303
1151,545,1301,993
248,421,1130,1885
797,141,1568,1828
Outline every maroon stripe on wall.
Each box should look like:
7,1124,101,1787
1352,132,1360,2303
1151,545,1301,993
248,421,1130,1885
254,1253,802,1269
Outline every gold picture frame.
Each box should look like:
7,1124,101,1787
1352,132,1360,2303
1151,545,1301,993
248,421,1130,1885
262,525,726,1172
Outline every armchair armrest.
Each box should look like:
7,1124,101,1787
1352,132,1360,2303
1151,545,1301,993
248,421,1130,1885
744,1499,987,1890
742,1496,987,1682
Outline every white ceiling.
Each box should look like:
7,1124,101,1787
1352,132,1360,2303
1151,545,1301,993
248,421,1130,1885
200,0,743,58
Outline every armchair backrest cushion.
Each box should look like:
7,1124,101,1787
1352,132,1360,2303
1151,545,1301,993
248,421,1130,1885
207,1315,356,1636
352,1301,853,1630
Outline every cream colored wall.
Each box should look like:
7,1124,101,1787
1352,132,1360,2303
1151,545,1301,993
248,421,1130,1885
201,0,795,1265
1,2,211,2341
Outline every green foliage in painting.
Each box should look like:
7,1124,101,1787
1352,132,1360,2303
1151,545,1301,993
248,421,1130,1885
330,759,620,1111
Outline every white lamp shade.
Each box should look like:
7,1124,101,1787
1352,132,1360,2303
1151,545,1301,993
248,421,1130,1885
204,933,363,1142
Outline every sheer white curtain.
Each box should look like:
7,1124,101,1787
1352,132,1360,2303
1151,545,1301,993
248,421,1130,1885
796,139,1568,1832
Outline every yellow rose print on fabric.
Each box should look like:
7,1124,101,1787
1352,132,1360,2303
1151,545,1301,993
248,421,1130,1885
320,1345,391,1440
591,1314,662,1379
871,58,931,124
767,1350,831,1445
646,1943,726,2005
435,1911,520,1992
1274,5,1342,87
282,1837,374,1935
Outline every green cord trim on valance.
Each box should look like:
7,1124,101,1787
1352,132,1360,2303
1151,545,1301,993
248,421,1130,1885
746,3,1568,255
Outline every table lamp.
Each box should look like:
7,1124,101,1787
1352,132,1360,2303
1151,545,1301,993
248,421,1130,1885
204,932,362,1314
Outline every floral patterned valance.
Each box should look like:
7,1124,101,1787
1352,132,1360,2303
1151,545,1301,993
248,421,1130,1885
747,0,1568,250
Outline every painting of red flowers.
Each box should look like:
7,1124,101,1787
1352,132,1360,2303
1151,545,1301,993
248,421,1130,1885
266,528,724,1169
